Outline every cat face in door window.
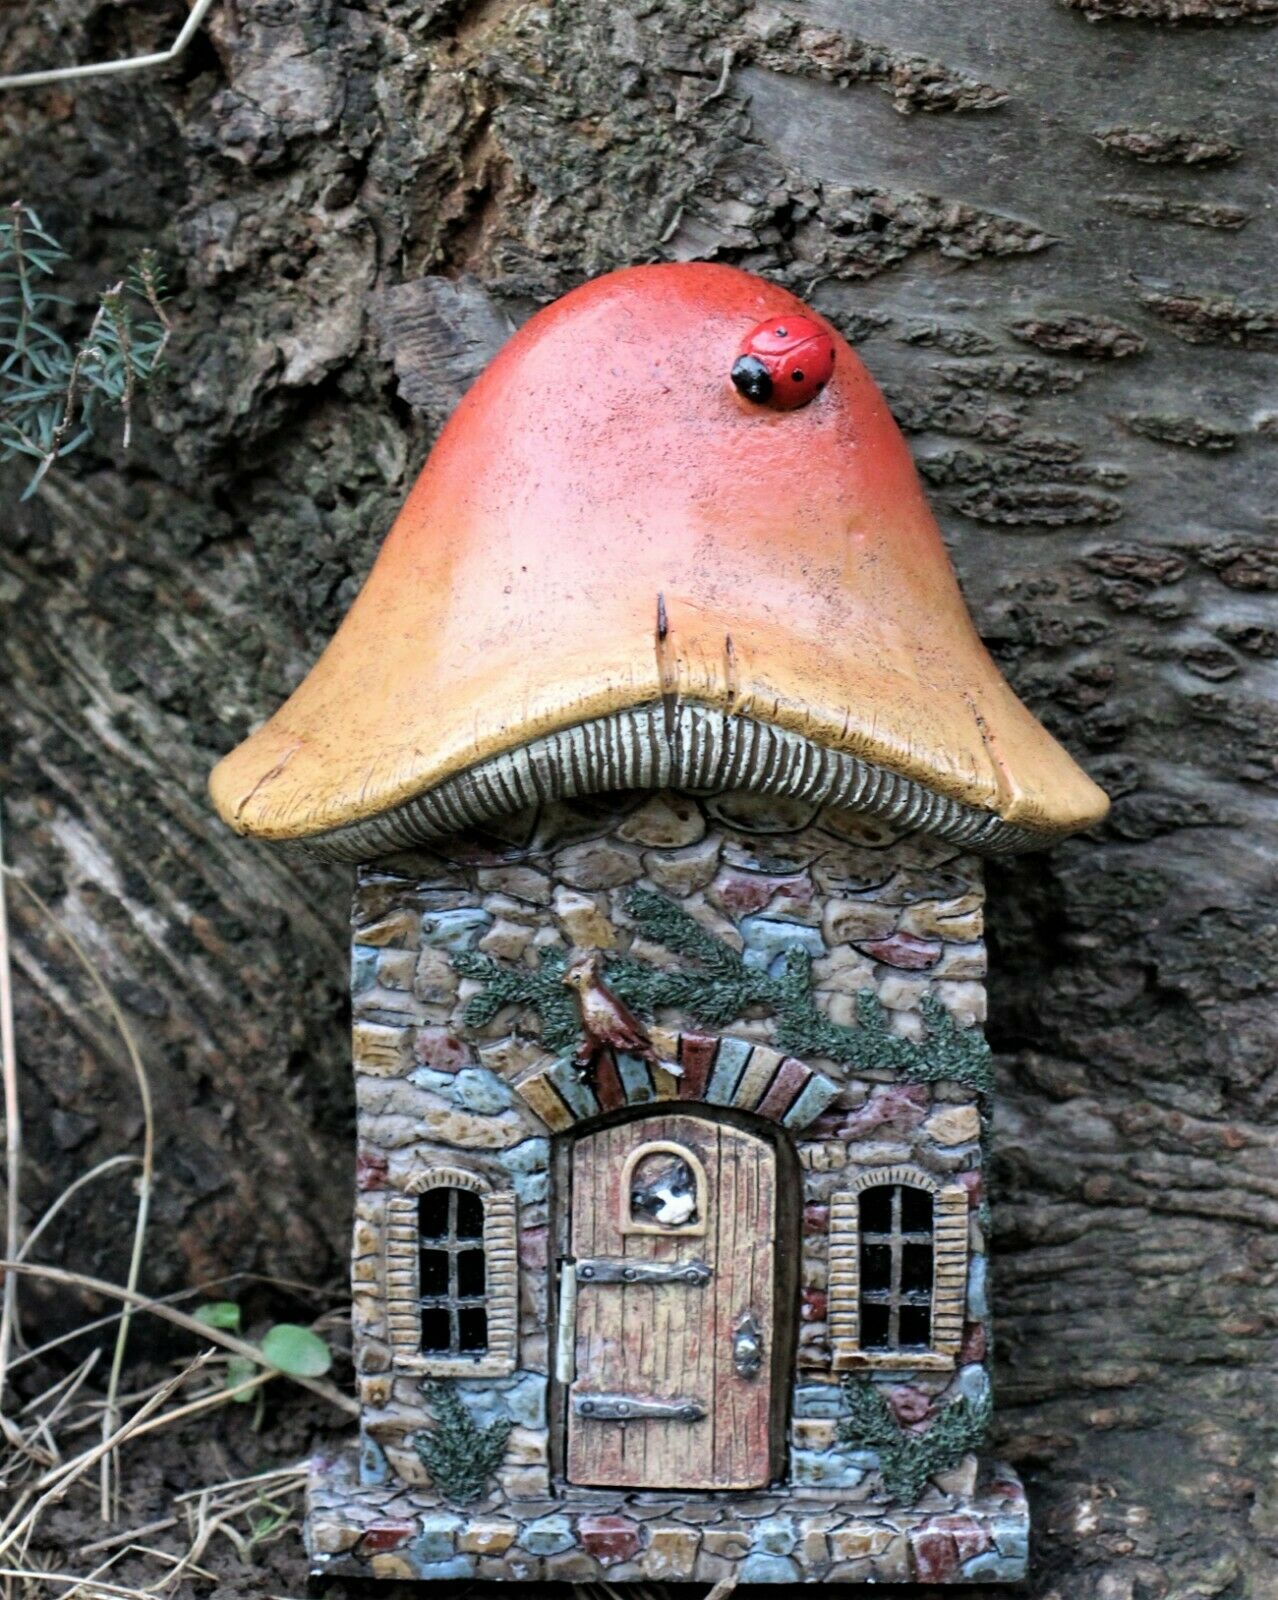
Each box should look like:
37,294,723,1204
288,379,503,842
630,1153,699,1229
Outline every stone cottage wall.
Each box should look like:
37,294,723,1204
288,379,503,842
344,790,992,1507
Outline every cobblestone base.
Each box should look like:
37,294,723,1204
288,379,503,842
307,1452,1029,1584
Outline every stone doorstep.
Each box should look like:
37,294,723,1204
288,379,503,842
306,1453,1029,1585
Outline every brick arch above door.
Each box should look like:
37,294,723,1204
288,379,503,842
513,1028,841,1134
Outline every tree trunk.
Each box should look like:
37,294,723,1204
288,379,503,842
1,1,1274,1593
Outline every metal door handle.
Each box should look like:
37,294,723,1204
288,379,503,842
732,1312,763,1379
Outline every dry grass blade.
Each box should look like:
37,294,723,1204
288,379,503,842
0,865,156,1523
17,1351,99,1420
0,1262,357,1418
0,812,23,1444
165,1478,305,1590
76,1517,178,1560
0,1572,147,1600
0,1353,212,1560
81,1540,218,1594
8,1268,341,1377
704,1578,740,1600
16,1158,140,1265
0,0,219,89
171,1463,307,1504
33,1366,274,1486
9,1350,100,1478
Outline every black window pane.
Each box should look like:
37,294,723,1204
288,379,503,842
455,1190,485,1239
901,1186,934,1234
419,1249,449,1297
458,1306,488,1352
416,1184,493,1356
418,1189,450,1240
901,1243,933,1294
420,1306,452,1353
860,1302,891,1349
862,1243,892,1292
457,1249,486,1297
899,1304,932,1348
859,1186,892,1233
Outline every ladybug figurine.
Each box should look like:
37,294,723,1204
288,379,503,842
730,315,836,411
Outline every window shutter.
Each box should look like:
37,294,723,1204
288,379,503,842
828,1190,860,1364
931,1184,969,1359
483,1189,519,1373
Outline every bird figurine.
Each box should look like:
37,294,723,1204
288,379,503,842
561,952,681,1084
630,1156,699,1229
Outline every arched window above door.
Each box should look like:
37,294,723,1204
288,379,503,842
621,1141,709,1236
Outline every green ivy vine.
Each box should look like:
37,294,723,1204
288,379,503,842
453,886,993,1095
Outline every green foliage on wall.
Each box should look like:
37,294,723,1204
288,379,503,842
455,886,993,1094
838,1377,993,1504
412,1382,512,1504
454,945,580,1052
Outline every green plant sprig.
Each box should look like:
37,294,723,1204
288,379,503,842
413,1381,512,1503
455,886,993,1095
0,201,171,497
195,1301,332,1426
838,1375,992,1503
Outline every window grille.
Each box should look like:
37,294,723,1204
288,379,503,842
418,1186,490,1355
828,1164,969,1372
384,1166,518,1378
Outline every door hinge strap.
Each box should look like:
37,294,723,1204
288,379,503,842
573,1393,706,1422
575,1257,712,1286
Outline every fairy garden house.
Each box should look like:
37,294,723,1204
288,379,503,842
210,263,1107,1586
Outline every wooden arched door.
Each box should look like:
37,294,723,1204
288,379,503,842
565,1112,777,1490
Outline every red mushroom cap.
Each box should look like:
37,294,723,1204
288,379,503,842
209,262,1108,858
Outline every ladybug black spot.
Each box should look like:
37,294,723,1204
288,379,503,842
731,353,773,404
775,326,786,337
792,369,804,382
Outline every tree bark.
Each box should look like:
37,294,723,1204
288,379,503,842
1,1,1274,1594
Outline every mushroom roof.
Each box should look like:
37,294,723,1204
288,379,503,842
210,262,1107,860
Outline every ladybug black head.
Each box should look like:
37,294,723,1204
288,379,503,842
730,353,774,404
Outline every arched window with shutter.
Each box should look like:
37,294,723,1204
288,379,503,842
384,1166,517,1377
829,1165,968,1372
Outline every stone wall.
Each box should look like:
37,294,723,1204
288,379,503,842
309,1465,1029,1584
342,789,996,1523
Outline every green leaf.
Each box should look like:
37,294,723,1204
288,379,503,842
259,1323,332,1377
225,1353,259,1401
194,1300,243,1332
837,1376,992,1504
